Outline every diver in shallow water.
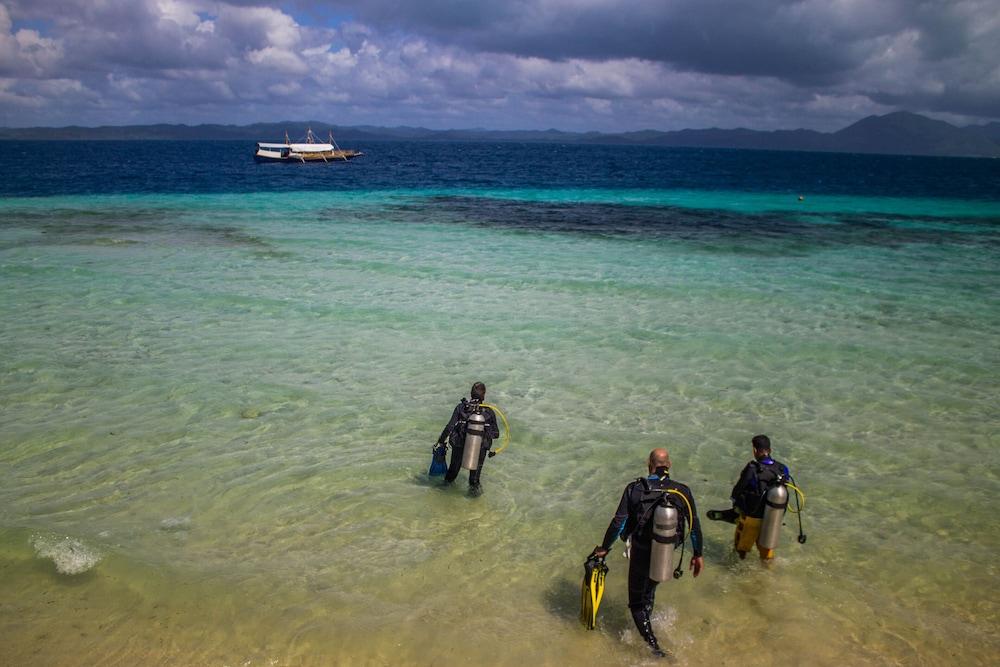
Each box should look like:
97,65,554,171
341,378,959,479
591,448,704,658
708,434,796,560
436,382,500,496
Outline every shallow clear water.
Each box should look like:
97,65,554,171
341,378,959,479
1,144,999,666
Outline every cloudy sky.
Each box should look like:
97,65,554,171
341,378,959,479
1,0,998,131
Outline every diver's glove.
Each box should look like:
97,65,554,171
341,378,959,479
487,451,496,458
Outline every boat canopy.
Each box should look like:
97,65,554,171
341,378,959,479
257,142,335,152
290,143,335,152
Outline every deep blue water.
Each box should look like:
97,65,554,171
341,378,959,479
2,140,999,200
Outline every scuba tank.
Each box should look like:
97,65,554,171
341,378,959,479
649,504,679,582
757,483,789,550
460,411,487,471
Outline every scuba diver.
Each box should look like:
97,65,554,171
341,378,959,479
588,448,704,658
707,434,805,560
434,382,500,497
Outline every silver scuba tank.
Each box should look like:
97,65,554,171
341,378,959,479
757,483,789,550
460,411,487,471
649,504,678,582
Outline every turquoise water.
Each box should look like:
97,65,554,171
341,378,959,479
1,147,999,665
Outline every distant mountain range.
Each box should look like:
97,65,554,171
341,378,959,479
1,111,998,158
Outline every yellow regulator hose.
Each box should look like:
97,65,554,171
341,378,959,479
479,403,511,454
666,489,694,526
785,482,806,513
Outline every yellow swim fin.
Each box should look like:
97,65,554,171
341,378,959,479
580,555,608,630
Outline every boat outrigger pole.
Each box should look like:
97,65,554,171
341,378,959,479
329,130,348,161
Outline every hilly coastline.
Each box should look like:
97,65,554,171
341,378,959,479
1,111,998,158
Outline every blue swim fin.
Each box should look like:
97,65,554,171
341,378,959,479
428,444,448,476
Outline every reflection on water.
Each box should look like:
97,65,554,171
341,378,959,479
1,191,998,665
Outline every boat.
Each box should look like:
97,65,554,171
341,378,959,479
254,128,363,163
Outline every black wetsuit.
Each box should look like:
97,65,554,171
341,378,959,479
436,398,499,487
730,456,790,518
600,471,703,611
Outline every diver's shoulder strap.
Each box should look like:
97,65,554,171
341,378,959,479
452,398,468,422
754,460,786,487
445,399,472,443
633,478,688,534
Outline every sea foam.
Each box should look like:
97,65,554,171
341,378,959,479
159,516,191,531
30,533,102,575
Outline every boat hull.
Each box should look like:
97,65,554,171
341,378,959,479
253,150,363,163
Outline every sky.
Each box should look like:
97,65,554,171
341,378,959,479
1,0,998,132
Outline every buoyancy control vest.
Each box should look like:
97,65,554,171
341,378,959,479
446,398,476,447
629,478,690,546
448,398,495,449
630,478,691,582
739,459,788,518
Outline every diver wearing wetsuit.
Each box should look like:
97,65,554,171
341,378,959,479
436,382,500,495
592,448,704,658
731,435,790,518
724,434,791,559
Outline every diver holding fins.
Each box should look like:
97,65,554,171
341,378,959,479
430,382,509,497
707,434,806,560
584,448,704,658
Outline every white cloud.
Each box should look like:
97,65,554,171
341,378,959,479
108,73,144,102
267,80,301,95
0,76,97,122
584,97,612,114
155,0,201,29
0,77,43,107
246,46,308,74
217,4,301,50
0,4,62,77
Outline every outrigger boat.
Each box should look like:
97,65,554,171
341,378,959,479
254,128,363,163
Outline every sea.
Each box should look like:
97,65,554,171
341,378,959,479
1,140,998,666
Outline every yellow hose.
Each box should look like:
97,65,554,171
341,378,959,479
666,489,694,527
479,402,511,454
785,482,806,513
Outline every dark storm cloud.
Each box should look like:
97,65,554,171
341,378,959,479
306,1,929,83
305,0,1000,121
0,0,998,130
871,88,1000,121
